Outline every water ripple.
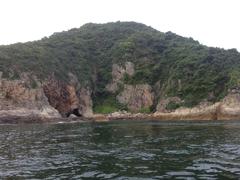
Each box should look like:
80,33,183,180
0,120,240,179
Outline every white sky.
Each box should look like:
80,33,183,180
0,0,239,51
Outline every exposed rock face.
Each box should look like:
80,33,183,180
154,103,219,120
106,62,134,93
125,61,135,76
153,92,240,120
3,66,240,121
68,72,93,117
42,75,93,118
218,93,240,120
78,87,93,117
117,84,154,112
43,79,79,117
0,77,60,118
0,72,93,119
106,62,154,113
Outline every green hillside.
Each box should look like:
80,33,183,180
0,21,240,110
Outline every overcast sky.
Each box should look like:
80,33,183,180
0,0,239,51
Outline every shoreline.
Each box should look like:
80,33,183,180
0,116,94,124
1,110,240,124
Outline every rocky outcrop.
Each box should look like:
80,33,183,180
0,72,93,119
43,79,79,117
78,87,93,117
68,72,93,117
3,68,240,121
153,92,240,120
0,76,60,118
105,62,154,112
43,77,93,117
106,62,134,93
117,84,154,112
218,93,240,120
154,102,219,120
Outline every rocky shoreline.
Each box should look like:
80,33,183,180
2,106,240,124
2,63,240,124
2,90,240,124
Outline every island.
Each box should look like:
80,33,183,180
1,22,240,123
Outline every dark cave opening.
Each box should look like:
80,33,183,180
66,108,82,117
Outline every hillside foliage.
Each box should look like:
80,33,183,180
0,22,240,108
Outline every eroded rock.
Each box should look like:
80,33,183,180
78,87,93,117
43,78,80,117
0,77,60,118
117,84,154,112
106,61,134,93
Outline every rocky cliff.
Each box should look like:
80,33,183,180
117,84,153,112
0,73,92,118
2,60,240,121
0,73,60,118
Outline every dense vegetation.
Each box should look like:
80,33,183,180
0,21,240,110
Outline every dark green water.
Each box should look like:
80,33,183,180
0,120,240,179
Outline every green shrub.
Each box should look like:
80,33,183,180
139,107,151,114
94,105,118,114
166,101,181,110
93,93,127,114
